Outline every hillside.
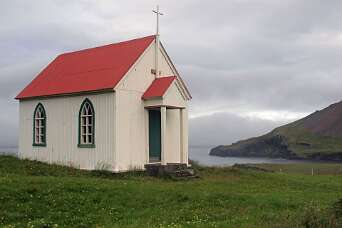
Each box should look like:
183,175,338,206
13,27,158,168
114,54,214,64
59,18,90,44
0,155,342,227
210,101,342,161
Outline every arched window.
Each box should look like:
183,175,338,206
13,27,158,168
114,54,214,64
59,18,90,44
33,103,46,146
78,99,95,147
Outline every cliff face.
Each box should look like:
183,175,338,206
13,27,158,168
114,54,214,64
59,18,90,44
210,101,342,161
210,135,299,159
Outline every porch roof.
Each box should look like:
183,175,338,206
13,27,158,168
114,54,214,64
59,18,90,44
142,76,176,100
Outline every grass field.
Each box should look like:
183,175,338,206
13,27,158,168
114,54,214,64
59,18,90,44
249,162,342,175
0,156,342,227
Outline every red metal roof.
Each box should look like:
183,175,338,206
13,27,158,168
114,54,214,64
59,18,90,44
142,76,176,100
16,35,155,99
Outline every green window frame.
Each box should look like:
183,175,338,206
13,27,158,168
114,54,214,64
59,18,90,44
78,98,95,148
33,103,47,147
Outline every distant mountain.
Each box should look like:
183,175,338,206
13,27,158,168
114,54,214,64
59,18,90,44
210,101,342,161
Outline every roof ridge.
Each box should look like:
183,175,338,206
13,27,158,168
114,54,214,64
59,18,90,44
60,35,155,57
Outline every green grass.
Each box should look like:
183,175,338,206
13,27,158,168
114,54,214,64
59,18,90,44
249,162,342,175
1,156,342,227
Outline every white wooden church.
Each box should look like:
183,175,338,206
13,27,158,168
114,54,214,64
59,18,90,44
15,33,191,172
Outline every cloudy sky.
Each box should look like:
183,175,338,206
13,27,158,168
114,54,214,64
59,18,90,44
1,0,342,149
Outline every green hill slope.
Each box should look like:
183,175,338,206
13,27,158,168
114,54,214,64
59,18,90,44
210,101,342,161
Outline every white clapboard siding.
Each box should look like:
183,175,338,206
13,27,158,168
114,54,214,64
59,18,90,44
18,92,116,170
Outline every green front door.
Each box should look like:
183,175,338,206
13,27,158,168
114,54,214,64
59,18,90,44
149,109,161,162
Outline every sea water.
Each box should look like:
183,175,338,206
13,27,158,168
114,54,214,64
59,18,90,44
0,147,18,156
189,146,309,166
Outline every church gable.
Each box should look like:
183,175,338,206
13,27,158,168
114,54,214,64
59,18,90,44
163,81,187,108
114,40,156,92
114,38,191,101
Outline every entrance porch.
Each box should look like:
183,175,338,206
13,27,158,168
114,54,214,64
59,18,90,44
142,76,189,167
146,106,188,165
